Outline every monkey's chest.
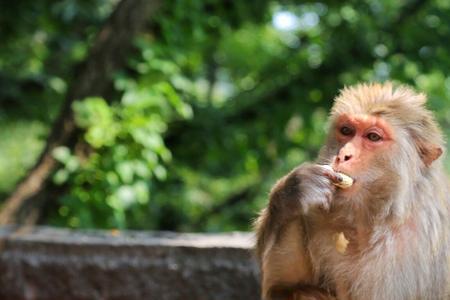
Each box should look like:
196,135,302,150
311,216,371,255
309,229,371,281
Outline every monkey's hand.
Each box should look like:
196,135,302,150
269,163,336,219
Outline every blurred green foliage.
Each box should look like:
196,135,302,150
1,0,450,231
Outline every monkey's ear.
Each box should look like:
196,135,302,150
409,117,444,167
417,143,443,167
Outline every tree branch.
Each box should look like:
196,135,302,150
0,0,161,225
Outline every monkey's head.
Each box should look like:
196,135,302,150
320,82,444,205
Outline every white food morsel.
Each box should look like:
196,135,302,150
321,165,354,189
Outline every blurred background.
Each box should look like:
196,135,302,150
0,0,449,232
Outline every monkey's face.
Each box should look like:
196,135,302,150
328,113,396,193
320,83,444,207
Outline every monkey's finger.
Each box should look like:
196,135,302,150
321,191,333,211
320,165,341,182
322,169,341,183
320,165,354,189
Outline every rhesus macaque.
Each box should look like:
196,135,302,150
255,82,450,300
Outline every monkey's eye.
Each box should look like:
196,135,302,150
367,132,382,142
340,126,354,136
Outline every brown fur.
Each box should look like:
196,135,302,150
255,82,450,300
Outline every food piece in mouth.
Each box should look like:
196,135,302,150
321,165,354,189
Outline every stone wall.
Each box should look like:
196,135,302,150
0,226,260,300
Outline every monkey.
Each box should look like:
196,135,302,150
254,82,450,300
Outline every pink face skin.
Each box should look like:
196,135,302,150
330,114,395,179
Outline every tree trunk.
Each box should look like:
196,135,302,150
0,0,161,225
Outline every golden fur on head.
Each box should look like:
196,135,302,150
331,81,445,152
332,81,425,117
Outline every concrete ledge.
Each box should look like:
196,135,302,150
0,226,260,300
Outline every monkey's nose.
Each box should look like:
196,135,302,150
335,154,353,164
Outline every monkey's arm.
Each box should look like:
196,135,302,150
255,164,336,300
255,208,316,300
